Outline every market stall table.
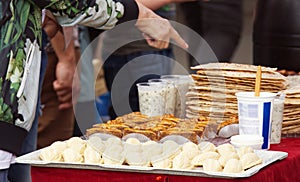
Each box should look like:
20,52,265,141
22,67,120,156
30,138,300,182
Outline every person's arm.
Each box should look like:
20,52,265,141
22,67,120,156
136,0,196,10
135,1,188,49
35,0,188,49
33,0,139,29
51,29,80,110
43,16,80,109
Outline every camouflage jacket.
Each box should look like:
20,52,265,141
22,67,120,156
0,0,138,155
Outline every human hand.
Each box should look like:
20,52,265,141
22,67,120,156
42,10,62,39
135,1,188,49
53,41,80,110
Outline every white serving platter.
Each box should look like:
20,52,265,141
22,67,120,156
16,149,287,179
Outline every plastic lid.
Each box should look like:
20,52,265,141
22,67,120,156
230,135,264,145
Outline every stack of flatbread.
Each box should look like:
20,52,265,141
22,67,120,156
186,63,288,123
282,76,300,135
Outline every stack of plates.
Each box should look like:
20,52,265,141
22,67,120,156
186,63,288,123
282,76,300,135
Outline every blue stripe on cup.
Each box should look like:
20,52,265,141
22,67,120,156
262,102,271,149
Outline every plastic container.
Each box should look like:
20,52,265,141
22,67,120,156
161,75,194,118
136,82,167,116
148,79,176,115
236,92,276,150
230,135,264,150
271,93,285,144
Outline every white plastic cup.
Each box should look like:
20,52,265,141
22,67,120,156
236,92,277,150
136,82,166,116
148,79,176,115
271,93,285,144
161,75,194,118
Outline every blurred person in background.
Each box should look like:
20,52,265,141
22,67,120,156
37,22,80,149
0,0,188,181
179,0,243,67
253,0,300,74
73,26,103,137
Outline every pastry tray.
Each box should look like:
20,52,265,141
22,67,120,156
16,149,287,179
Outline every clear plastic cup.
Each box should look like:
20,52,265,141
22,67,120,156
236,92,277,150
161,75,194,118
148,79,176,115
136,82,166,116
271,93,285,144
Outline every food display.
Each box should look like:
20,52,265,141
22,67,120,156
17,62,295,179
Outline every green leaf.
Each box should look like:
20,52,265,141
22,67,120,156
71,7,80,14
10,82,19,91
18,1,30,30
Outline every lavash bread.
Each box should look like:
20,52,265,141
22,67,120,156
187,63,287,124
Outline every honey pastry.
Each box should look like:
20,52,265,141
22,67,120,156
164,130,198,144
192,128,204,137
108,124,129,131
123,128,157,141
217,115,239,131
86,128,123,138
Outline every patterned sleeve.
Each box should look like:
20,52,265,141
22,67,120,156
32,0,138,29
